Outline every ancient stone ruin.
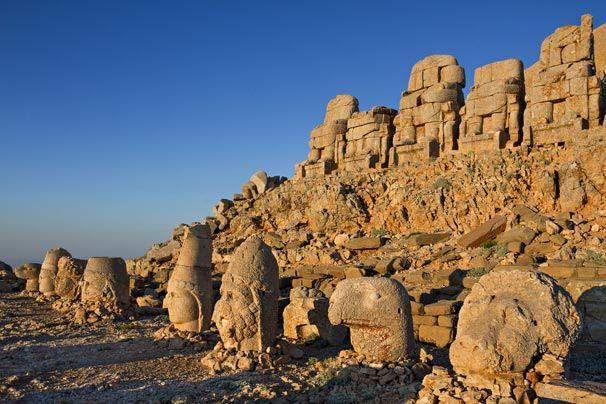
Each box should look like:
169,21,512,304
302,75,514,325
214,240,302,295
391,55,465,163
54,256,87,300
212,235,279,351
524,14,604,146
459,59,525,152
450,270,581,385
328,277,417,362
164,223,213,332
39,247,71,297
14,263,41,293
282,286,346,345
295,15,605,179
81,257,130,306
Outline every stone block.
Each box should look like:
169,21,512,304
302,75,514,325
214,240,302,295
424,300,459,316
457,215,507,248
345,237,383,250
418,325,454,348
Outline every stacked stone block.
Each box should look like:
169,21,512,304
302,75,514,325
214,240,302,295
411,300,460,348
390,55,465,164
339,106,397,171
459,59,525,152
296,95,359,178
524,14,605,146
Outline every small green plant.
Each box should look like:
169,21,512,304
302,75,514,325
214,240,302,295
216,379,249,392
586,250,606,265
116,322,136,332
371,228,389,238
306,357,319,366
466,267,488,277
430,177,452,191
482,240,497,250
492,243,508,258
310,364,341,387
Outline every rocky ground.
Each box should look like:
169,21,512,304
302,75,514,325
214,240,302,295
0,293,447,403
2,292,605,403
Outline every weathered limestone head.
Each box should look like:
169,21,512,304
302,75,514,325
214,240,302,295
14,263,42,292
81,257,130,306
324,94,359,123
450,270,581,378
164,224,213,332
55,257,87,300
39,248,71,296
328,277,417,362
212,235,279,351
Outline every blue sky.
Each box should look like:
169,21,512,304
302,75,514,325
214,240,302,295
1,1,604,267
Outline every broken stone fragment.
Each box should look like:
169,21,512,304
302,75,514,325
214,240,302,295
14,263,41,292
39,248,71,297
345,236,383,250
457,216,507,248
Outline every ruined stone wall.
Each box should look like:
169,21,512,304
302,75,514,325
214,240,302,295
295,15,606,180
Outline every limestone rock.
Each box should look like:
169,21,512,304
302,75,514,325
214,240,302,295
283,286,346,345
81,257,130,306
212,235,279,351
328,277,417,362
55,257,87,300
39,248,71,296
14,263,41,292
164,224,213,332
450,270,581,378
457,215,507,248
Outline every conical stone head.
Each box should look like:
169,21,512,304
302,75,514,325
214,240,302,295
212,235,279,351
165,224,213,332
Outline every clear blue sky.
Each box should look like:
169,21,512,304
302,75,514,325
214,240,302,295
1,1,604,267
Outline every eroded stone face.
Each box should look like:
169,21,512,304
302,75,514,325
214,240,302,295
450,270,581,378
328,277,417,362
14,263,41,292
164,224,213,332
55,257,87,300
212,235,279,351
39,248,71,296
283,286,346,345
81,257,130,306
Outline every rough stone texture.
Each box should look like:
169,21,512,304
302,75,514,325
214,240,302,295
524,14,605,147
340,106,397,171
81,257,130,306
282,286,346,345
296,95,359,178
460,59,525,152
212,235,279,351
391,54,465,164
450,270,581,378
328,277,417,362
55,257,87,300
595,23,606,76
164,224,213,332
14,263,41,292
39,248,71,296
457,215,507,248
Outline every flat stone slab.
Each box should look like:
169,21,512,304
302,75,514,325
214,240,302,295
457,215,507,248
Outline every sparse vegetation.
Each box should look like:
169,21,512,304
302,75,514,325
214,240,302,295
467,268,488,277
586,250,606,265
482,240,497,250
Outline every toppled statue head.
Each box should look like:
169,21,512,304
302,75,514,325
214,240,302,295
81,257,130,306
39,248,71,296
212,235,279,352
55,256,87,300
328,277,417,362
450,270,581,378
14,263,42,292
164,224,213,332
